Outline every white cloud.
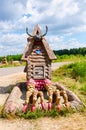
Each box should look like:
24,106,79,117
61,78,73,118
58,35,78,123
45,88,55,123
0,45,3,49
0,0,25,21
0,0,86,56
48,0,79,18
0,33,27,56
48,35,86,50
0,33,26,45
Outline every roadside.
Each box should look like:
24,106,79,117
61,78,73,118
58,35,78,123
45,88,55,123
0,66,25,76
1,61,86,130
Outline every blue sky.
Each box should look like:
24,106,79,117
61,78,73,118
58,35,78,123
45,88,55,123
0,0,86,56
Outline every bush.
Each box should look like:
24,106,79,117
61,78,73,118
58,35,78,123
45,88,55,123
70,62,86,82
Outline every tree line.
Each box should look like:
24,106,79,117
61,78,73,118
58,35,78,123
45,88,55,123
0,54,22,62
0,47,86,62
53,47,86,56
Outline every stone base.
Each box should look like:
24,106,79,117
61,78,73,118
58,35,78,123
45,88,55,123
3,82,83,114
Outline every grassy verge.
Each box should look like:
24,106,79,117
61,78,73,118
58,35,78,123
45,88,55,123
53,54,86,62
0,62,25,68
2,105,85,119
17,108,76,119
52,61,86,105
2,107,79,119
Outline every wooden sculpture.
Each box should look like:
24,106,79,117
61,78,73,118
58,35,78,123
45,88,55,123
21,24,70,112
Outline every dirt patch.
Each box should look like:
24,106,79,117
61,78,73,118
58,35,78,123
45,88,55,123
0,72,26,106
0,113,86,130
34,114,86,130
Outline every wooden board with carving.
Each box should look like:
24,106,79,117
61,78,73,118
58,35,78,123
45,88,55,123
34,66,45,79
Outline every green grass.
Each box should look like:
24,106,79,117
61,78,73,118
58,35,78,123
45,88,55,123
3,105,85,119
0,105,4,118
0,61,25,68
52,61,86,81
53,54,86,62
81,84,86,92
0,63,20,68
1,105,85,119
16,107,76,119
52,61,86,105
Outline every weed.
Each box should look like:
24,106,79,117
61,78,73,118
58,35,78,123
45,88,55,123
80,84,86,93
0,105,4,118
17,108,73,119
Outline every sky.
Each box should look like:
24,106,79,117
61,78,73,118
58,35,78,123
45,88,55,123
0,0,86,56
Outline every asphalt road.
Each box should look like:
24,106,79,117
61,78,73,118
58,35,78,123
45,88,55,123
0,62,70,77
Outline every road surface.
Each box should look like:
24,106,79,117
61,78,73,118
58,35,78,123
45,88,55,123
0,62,70,77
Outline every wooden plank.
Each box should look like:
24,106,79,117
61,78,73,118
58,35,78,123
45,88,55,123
31,52,46,56
42,38,57,60
29,55,46,59
30,59,46,62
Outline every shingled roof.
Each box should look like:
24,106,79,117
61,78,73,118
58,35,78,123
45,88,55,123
21,24,57,61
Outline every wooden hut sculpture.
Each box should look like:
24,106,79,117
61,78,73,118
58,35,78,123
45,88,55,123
21,25,70,112
22,24,56,81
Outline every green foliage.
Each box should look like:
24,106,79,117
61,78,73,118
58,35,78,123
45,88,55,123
0,105,85,119
7,54,22,62
81,84,86,92
53,54,86,62
52,61,86,82
52,61,86,106
16,107,76,119
0,106,4,118
18,109,44,119
54,47,86,56
0,54,22,62
65,61,86,83
80,84,86,95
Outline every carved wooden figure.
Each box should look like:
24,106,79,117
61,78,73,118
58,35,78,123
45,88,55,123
22,25,69,112
2,56,8,64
